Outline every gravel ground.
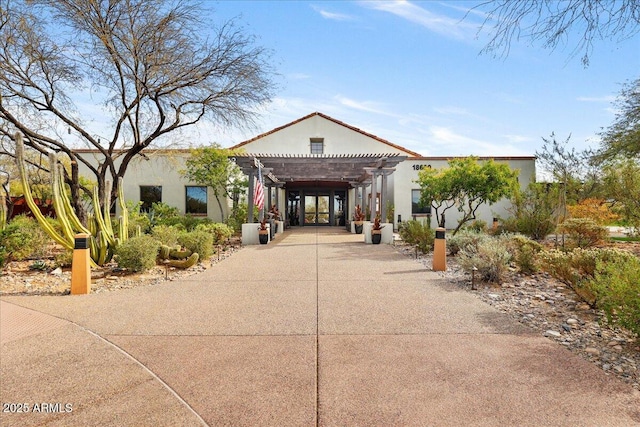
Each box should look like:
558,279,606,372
394,242,640,391
0,243,242,296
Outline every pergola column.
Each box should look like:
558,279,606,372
247,169,255,223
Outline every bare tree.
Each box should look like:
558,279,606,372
472,1,640,66
0,0,275,220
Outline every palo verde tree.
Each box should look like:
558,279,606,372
0,0,275,221
180,145,246,222
596,76,640,162
417,157,519,235
536,133,601,204
473,0,640,67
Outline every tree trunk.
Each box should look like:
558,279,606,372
69,160,87,224
215,195,225,222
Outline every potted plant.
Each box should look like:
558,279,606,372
258,217,269,244
353,204,365,234
371,215,384,244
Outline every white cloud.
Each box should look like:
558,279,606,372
334,95,392,116
426,126,531,156
432,106,469,116
311,5,356,22
359,0,475,40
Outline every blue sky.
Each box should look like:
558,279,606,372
195,0,639,158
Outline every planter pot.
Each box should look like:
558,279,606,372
372,231,382,244
258,231,269,244
354,221,364,234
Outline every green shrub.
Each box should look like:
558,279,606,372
458,235,512,284
54,250,73,268
151,225,181,246
125,201,151,235
447,229,488,256
558,218,608,248
0,245,7,269
464,220,488,233
592,255,640,336
195,222,233,245
226,203,249,233
147,202,181,227
506,182,559,241
177,230,213,259
539,247,636,308
113,235,160,272
0,215,51,261
506,234,543,274
398,220,434,253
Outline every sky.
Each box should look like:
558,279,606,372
186,0,639,158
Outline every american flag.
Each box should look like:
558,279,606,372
253,164,265,211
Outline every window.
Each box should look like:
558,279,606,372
310,138,324,154
140,186,162,212
411,189,430,215
186,186,207,215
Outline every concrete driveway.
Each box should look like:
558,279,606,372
1,228,639,426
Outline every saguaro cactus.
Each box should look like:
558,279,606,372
14,132,128,266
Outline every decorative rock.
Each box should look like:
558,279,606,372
545,330,562,338
566,318,579,325
585,347,601,356
50,267,63,276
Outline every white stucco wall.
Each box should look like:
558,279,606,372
234,114,411,156
75,150,228,222
392,158,536,230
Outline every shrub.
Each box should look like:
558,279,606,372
147,202,181,227
226,203,249,233
447,229,488,256
125,201,151,235
54,250,73,268
458,235,512,284
151,225,181,246
0,215,50,261
177,230,213,259
464,220,488,233
0,245,7,269
505,183,559,241
505,234,543,274
558,218,608,248
113,235,160,272
195,222,233,245
398,220,434,253
567,198,619,226
539,247,636,308
592,255,640,336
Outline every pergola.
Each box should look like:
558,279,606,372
233,153,407,222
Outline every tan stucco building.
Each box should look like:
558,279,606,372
78,112,536,232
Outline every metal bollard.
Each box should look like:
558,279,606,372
71,233,91,295
432,227,446,272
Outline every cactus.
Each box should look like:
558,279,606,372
0,194,6,232
14,132,128,266
169,248,192,259
158,245,171,260
166,252,199,268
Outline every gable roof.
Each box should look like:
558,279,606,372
230,111,422,157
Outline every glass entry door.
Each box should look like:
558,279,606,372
304,193,331,225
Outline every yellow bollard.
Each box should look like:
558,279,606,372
71,233,91,295
432,227,446,272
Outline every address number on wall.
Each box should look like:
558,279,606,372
412,164,432,171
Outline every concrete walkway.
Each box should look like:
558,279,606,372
1,228,639,426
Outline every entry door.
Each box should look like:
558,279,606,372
304,193,331,225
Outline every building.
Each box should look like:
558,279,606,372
78,112,536,233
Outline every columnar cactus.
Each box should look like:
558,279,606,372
14,132,128,266
0,194,6,232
